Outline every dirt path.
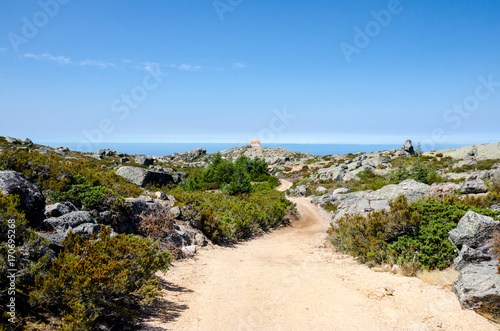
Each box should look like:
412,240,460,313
275,178,293,192
143,198,498,330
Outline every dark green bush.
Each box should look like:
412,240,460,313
171,187,295,242
0,193,52,327
30,226,171,329
452,158,500,173
49,175,124,212
181,154,272,195
0,148,142,197
330,195,500,273
346,169,389,191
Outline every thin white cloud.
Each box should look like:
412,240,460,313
24,53,71,65
0,48,7,52
23,53,117,69
233,62,247,68
79,60,116,68
177,64,201,71
142,62,162,71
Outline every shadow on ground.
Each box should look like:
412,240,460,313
136,279,193,330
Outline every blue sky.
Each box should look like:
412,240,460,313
0,0,499,148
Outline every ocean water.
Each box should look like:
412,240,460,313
42,142,465,157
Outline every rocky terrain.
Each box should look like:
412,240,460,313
1,135,499,328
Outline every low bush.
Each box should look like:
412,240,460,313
49,175,124,212
452,158,500,173
180,154,271,195
330,195,500,274
171,187,295,242
138,204,175,242
0,193,52,328
0,148,142,198
346,169,389,191
30,226,171,330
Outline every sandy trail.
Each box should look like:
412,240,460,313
275,178,293,192
143,195,498,330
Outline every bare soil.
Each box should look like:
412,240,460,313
142,190,499,330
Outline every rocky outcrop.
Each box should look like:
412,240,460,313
402,139,415,156
313,179,437,223
44,211,96,234
460,176,488,194
449,211,500,324
115,166,179,187
135,155,154,166
265,156,290,164
313,153,389,183
435,142,500,160
449,211,499,248
430,182,460,197
166,222,211,258
0,170,45,222
44,202,78,218
169,148,207,162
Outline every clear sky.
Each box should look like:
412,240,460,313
0,0,499,149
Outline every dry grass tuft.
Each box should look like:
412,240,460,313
416,267,460,287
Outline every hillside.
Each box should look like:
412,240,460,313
1,136,499,329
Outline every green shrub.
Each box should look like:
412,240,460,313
181,154,271,195
436,153,443,157
30,226,171,329
329,195,500,273
346,169,389,192
0,193,52,327
452,158,500,173
295,177,313,186
323,202,338,213
49,175,124,212
170,187,295,242
0,148,142,198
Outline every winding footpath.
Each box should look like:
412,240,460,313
142,180,498,330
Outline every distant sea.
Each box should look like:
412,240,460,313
41,142,466,157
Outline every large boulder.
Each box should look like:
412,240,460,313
460,176,488,194
449,211,500,324
0,170,45,221
165,222,211,258
449,211,499,248
430,182,460,197
44,211,96,234
401,139,415,156
332,179,436,223
44,202,78,218
5,136,20,144
135,155,154,166
115,166,174,187
185,148,206,161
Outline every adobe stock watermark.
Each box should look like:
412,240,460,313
213,0,243,21
249,107,296,144
7,0,71,54
420,74,499,151
78,65,167,152
5,219,17,324
339,0,412,64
